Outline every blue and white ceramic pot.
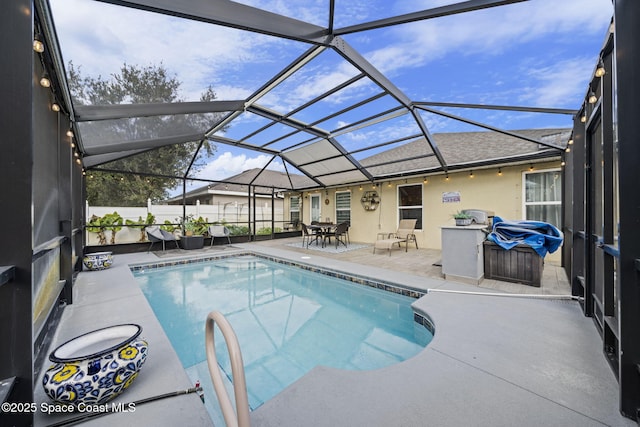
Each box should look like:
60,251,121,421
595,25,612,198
42,324,148,406
83,251,113,271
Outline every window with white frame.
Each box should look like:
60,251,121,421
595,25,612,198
523,168,562,227
335,191,351,224
289,196,300,224
398,184,422,229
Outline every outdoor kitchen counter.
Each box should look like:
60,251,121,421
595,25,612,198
440,223,489,285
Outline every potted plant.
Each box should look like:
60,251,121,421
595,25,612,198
180,215,208,236
452,211,473,226
184,220,198,236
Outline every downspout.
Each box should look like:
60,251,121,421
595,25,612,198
182,178,187,234
247,186,252,242
252,186,257,241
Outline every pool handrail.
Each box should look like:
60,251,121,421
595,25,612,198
205,311,251,427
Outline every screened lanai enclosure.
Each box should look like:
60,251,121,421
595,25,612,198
1,0,640,425
33,0,598,194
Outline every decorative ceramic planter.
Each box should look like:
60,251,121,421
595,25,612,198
42,324,148,406
455,218,473,226
83,251,113,271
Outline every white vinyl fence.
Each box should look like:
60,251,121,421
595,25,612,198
86,199,287,245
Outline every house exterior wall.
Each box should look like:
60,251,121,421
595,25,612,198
297,160,562,263
174,192,282,210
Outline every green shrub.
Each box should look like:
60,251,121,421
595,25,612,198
227,225,249,236
257,227,282,235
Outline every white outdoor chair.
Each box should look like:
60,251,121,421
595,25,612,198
209,225,231,246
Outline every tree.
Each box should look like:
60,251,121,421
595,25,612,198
69,62,223,206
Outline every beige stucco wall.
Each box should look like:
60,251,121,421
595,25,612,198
297,160,563,263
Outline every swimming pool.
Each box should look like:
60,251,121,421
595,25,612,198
134,255,432,419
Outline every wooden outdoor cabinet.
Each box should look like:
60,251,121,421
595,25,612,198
483,241,543,287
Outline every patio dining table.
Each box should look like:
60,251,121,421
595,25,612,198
307,223,336,247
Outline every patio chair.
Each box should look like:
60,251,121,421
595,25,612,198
301,223,319,248
307,221,323,244
146,226,179,252
373,219,418,255
345,220,351,244
326,221,349,249
208,225,231,246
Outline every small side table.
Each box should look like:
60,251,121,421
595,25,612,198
181,235,204,250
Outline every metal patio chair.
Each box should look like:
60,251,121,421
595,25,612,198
146,226,179,252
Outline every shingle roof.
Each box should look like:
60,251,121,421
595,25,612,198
361,128,570,177
177,168,315,200
210,168,315,192
180,128,570,198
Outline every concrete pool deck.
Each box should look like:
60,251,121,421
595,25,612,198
34,239,633,426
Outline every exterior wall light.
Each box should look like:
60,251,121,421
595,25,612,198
595,59,606,77
33,33,45,53
40,72,51,88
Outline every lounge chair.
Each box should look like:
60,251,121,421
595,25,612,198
208,225,231,246
373,219,418,255
146,226,179,252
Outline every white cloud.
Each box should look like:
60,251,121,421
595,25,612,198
213,85,253,102
520,56,597,107
258,59,371,114
339,114,420,148
232,0,327,27
195,151,285,181
50,0,293,102
360,0,612,76
50,0,611,144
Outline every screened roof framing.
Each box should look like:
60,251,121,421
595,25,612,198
38,0,610,192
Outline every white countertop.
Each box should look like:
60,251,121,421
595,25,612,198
440,223,490,230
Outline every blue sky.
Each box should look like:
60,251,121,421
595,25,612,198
51,0,613,184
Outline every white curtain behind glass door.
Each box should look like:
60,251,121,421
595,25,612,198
310,194,321,222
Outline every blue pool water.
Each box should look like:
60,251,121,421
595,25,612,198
134,255,432,415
